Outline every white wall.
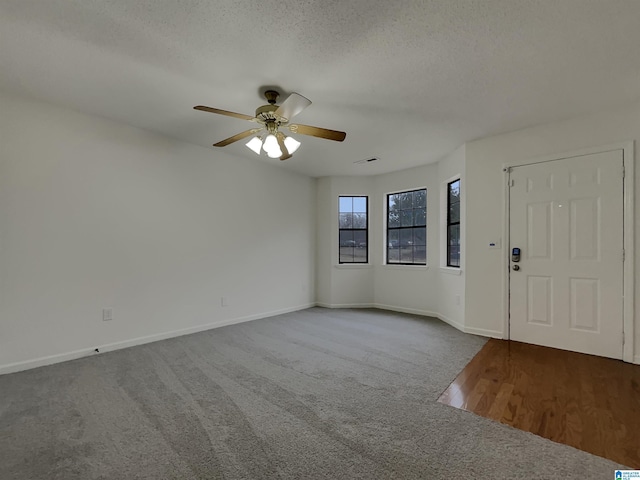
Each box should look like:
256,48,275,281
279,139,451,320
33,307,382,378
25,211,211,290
436,145,466,331
372,164,440,314
315,176,375,307
0,93,316,373
465,101,640,360
315,177,333,306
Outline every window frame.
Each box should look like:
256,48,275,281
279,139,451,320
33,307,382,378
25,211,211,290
446,177,461,268
338,195,369,264
385,188,427,266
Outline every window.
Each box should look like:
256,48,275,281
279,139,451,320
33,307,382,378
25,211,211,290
447,179,460,267
386,189,426,265
339,196,368,263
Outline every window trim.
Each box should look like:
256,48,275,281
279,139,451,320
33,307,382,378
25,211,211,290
446,178,461,268
338,195,369,264
384,188,427,266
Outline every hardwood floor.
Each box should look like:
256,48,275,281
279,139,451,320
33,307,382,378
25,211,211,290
438,339,640,468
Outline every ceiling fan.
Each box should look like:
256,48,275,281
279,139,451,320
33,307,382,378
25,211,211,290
194,90,346,161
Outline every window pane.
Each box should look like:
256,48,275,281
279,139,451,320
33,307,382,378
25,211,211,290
401,210,413,227
339,197,353,213
340,249,355,263
353,197,367,213
400,229,413,247
448,245,460,267
415,246,426,264
353,248,367,263
388,211,400,228
448,180,460,204
388,230,399,248
400,246,414,263
339,213,353,228
353,213,367,229
414,207,426,226
354,230,367,247
388,194,399,211
388,248,400,263
414,189,426,208
413,227,426,246
448,225,460,246
400,193,413,210
448,204,460,224
339,230,354,246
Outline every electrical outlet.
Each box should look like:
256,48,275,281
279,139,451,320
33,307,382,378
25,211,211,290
221,297,228,307
102,308,113,321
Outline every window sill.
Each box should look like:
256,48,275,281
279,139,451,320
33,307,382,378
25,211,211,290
440,266,462,275
334,264,373,269
382,264,430,270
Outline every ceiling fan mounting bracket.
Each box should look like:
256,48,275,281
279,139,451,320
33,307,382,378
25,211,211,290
264,90,280,105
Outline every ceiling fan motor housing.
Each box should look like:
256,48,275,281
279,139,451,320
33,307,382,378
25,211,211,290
255,104,279,118
255,90,282,123
255,100,285,135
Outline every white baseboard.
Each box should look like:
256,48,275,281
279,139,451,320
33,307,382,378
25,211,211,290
1,302,508,375
464,326,504,338
431,311,465,332
373,303,440,319
315,302,374,309
634,354,640,365
370,303,503,339
0,303,315,376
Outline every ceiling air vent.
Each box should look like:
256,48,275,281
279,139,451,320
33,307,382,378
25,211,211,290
353,157,379,165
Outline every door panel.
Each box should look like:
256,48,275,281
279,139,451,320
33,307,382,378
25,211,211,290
570,197,599,260
527,202,552,259
569,277,599,332
527,276,552,325
509,150,623,359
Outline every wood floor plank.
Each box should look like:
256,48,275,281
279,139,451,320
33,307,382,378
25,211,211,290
438,339,640,468
486,382,514,421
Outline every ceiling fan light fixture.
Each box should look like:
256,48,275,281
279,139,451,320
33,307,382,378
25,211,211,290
245,136,263,155
263,134,278,153
266,146,283,158
284,136,301,154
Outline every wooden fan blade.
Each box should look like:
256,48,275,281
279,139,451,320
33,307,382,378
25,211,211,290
275,93,311,122
213,129,259,147
194,105,256,122
276,132,292,161
288,123,346,142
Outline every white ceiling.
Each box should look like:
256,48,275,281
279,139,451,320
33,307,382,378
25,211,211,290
2,1,640,177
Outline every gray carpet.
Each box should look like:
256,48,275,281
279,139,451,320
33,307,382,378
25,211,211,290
0,308,625,479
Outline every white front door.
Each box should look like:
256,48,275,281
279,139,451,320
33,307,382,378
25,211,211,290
509,150,624,359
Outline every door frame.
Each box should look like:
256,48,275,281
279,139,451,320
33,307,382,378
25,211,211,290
501,142,635,363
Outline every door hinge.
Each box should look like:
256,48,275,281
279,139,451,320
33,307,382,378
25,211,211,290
622,165,626,179
622,248,625,262
509,179,515,187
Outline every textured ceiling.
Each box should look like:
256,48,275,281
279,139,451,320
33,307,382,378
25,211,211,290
2,1,640,177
